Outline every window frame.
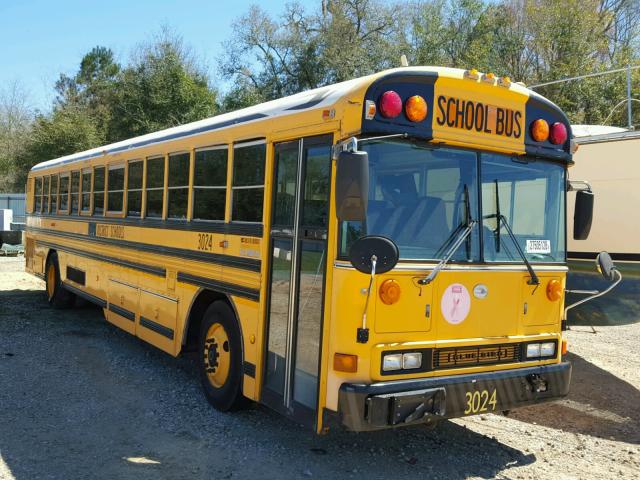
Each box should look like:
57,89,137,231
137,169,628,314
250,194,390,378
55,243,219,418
92,165,106,216
230,140,266,224
192,144,228,223
167,151,191,221
50,174,59,214
80,168,92,215
126,159,144,218
106,163,126,216
70,170,80,215
144,155,166,219
58,172,71,214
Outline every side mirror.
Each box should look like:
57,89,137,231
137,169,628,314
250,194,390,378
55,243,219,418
335,150,369,221
573,190,594,240
348,235,399,274
596,251,617,281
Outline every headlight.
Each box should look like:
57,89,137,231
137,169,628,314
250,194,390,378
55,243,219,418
526,343,541,358
382,352,423,372
540,342,556,357
402,352,422,369
526,341,556,359
382,353,403,371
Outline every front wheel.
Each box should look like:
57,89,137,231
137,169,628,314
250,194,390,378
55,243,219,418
45,252,74,309
198,301,244,411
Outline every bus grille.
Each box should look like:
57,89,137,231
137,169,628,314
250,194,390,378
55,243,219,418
433,343,521,370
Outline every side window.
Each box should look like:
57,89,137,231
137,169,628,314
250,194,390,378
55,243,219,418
50,175,58,214
93,166,105,215
70,171,80,214
107,165,125,213
43,175,50,213
59,174,70,212
193,147,227,221
145,156,165,218
167,152,190,219
35,177,43,213
127,160,143,217
81,169,92,213
232,143,265,223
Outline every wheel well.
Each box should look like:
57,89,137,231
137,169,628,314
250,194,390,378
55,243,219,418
183,289,233,353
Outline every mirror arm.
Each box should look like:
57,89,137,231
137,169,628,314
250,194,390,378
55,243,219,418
567,180,592,193
564,269,622,320
357,255,377,343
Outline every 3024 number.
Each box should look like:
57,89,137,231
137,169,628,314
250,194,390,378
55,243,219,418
197,233,213,252
464,389,497,415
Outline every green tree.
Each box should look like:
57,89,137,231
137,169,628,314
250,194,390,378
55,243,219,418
0,82,32,192
110,30,217,140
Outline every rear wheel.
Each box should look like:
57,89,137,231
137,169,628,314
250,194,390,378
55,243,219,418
198,301,244,411
45,252,74,309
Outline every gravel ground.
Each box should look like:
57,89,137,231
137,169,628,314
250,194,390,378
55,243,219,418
0,255,638,480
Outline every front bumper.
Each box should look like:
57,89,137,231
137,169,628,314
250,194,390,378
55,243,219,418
338,362,571,431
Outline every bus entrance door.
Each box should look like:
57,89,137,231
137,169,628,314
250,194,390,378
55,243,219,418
263,135,332,428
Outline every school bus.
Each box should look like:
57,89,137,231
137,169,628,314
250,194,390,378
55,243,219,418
24,66,607,433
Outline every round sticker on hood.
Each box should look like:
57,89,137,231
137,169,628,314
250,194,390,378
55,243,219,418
441,283,471,325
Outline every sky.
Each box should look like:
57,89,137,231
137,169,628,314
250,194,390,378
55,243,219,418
0,0,317,112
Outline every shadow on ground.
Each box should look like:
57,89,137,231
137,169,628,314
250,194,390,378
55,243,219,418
0,287,538,479
510,351,640,444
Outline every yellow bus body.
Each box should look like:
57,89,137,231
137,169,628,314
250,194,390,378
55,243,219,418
25,67,572,433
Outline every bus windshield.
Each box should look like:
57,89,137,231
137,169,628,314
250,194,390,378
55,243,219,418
338,140,566,263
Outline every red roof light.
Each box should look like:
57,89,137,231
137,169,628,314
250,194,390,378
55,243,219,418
549,122,567,145
379,91,402,118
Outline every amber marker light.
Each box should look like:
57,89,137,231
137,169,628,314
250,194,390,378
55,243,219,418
334,353,358,373
546,279,563,301
405,95,427,122
561,339,568,355
379,279,401,305
530,119,549,142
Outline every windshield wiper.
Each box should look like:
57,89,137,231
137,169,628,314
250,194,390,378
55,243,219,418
487,179,540,286
419,184,475,286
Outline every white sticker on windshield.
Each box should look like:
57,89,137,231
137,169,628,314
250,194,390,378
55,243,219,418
526,239,551,254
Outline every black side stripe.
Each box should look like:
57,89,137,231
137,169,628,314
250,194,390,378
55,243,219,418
63,282,107,308
243,361,256,378
140,316,174,340
177,272,260,302
108,303,135,321
28,213,263,237
27,226,261,272
37,239,166,277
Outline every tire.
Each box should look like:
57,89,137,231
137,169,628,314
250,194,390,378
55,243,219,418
198,301,244,411
45,252,75,309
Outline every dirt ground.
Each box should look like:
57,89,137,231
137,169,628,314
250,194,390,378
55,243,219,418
0,255,638,480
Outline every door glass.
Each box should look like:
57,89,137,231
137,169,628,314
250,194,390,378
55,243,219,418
301,145,331,228
293,240,326,408
265,238,293,395
273,147,298,228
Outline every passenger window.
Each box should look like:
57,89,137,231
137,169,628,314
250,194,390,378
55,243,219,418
145,156,165,218
232,143,265,222
167,152,190,219
70,171,80,214
43,176,50,213
59,174,70,212
35,177,43,213
93,166,105,215
107,165,125,213
193,147,227,221
81,169,92,212
127,160,143,217
50,175,58,213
